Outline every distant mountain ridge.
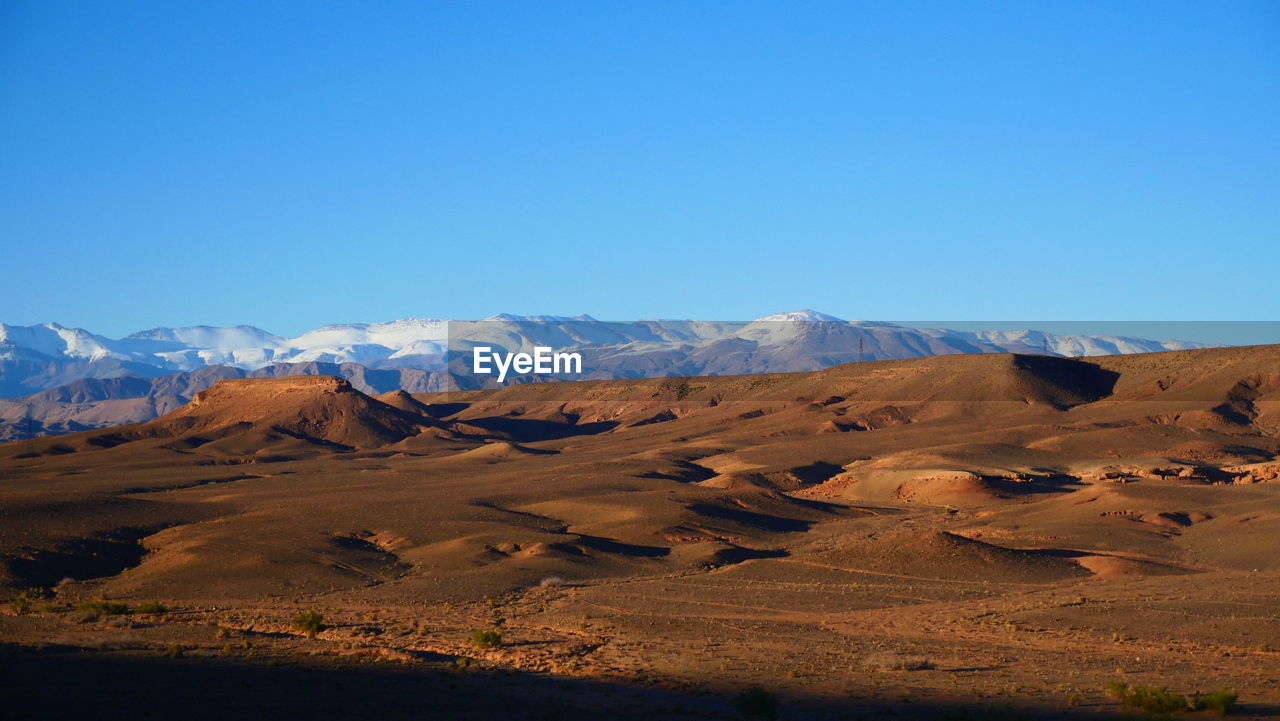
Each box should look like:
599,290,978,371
3,311,1205,383
0,311,1213,438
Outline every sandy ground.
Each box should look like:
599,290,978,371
3,348,1280,719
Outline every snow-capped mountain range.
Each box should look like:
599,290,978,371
0,311,1203,375
0,319,447,370
0,311,1216,438
1,311,1207,398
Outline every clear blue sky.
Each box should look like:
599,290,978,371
2,1,1277,337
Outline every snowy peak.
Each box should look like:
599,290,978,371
481,313,597,323
124,325,287,349
751,310,846,323
286,319,449,364
967,330,1203,358
0,322,133,363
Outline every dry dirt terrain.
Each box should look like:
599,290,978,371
2,347,1279,719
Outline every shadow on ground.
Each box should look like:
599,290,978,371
1,644,1140,721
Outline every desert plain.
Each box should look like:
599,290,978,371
2,346,1279,719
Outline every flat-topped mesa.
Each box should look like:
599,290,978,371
188,375,353,407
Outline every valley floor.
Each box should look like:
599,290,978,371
4,504,1278,720
5,349,1280,719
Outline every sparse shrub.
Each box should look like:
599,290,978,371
1106,681,1187,715
538,575,565,588
76,600,131,616
135,601,168,614
291,610,324,637
733,686,778,719
1193,688,1238,715
864,652,936,671
470,629,503,649
11,592,31,615
161,644,185,658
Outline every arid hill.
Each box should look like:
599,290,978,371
2,346,1279,719
152,376,437,451
0,361,437,440
5,375,445,459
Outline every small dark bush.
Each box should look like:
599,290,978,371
1193,688,1238,715
292,610,324,637
10,593,31,615
76,600,131,616
733,686,778,719
1106,681,1187,715
469,629,503,649
864,652,936,671
135,601,168,614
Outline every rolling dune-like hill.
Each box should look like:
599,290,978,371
3,345,1279,719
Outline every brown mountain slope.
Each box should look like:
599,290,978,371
373,389,438,417
6,376,440,457
451,351,1119,407
157,376,436,450
0,362,446,441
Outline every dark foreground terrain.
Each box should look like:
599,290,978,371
3,347,1280,719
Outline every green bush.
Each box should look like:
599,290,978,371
733,686,778,720
291,610,324,637
469,629,503,649
1193,688,1238,715
76,600,131,616
135,601,168,614
10,592,31,615
1106,681,1187,715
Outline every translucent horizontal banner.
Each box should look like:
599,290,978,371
437,319,1280,402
